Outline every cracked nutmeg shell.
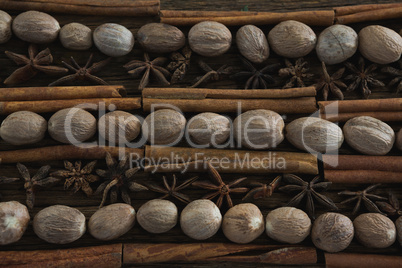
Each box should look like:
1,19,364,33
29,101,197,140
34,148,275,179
33,205,86,244
98,111,141,143
396,217,402,246
137,23,185,54
354,213,396,248
236,25,269,64
0,201,30,245
343,116,395,155
187,112,230,146
396,129,402,151
137,199,178,234
0,10,12,44
94,23,134,57
59,22,92,50
311,212,354,253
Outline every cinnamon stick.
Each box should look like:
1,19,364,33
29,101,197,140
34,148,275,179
318,99,402,114
321,111,402,122
336,7,402,24
325,252,402,268
0,145,144,164
323,155,402,173
160,10,335,26
0,98,141,115
0,244,122,267
0,0,159,16
324,170,402,184
334,3,402,16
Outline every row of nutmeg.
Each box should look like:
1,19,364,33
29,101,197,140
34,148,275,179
2,200,401,253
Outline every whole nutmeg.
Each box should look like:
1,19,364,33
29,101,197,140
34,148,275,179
268,20,316,58
59,22,92,50
343,116,395,155
0,10,12,44
316,25,358,65
187,112,230,146
233,109,284,149
286,117,344,153
359,25,402,64
137,23,185,54
0,201,30,245
0,111,47,145
12,11,60,44
89,203,135,241
48,108,97,144
265,207,311,244
137,199,178,234
396,216,402,246
354,213,396,248
94,23,134,57
180,199,222,240
222,203,264,244
33,205,86,244
311,212,354,253
396,129,402,151
236,25,269,64
98,111,141,143
188,21,232,57
142,109,186,145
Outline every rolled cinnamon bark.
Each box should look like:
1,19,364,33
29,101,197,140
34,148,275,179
323,155,402,173
324,170,402,184
321,111,402,122
334,3,402,16
318,99,402,114
325,252,402,268
336,7,402,24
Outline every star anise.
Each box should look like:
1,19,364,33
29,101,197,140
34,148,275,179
0,176,19,199
278,58,315,88
376,192,402,217
242,175,281,201
4,44,68,85
315,61,346,100
231,57,281,89
338,184,387,214
382,59,402,93
124,53,170,90
16,163,60,209
146,175,198,204
191,60,233,88
167,46,192,84
279,174,337,218
344,57,385,98
192,162,249,208
49,54,110,86
95,152,147,208
50,160,99,196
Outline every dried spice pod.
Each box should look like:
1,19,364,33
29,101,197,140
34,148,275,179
343,116,395,155
98,111,141,143
33,205,86,244
137,199,178,234
354,213,396,248
265,207,311,244
94,23,134,57
59,22,92,50
358,25,402,64
268,20,316,58
0,201,30,245
0,10,12,44
396,129,402,151
188,21,232,57
316,25,358,65
137,23,185,54
12,11,60,44
236,25,269,64
89,203,135,241
285,117,344,153
0,111,47,145
311,212,354,252
396,216,402,246
187,112,230,146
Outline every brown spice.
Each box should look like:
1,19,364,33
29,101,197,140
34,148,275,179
376,192,402,218
279,58,314,89
191,60,233,88
382,59,402,93
167,46,192,84
315,61,346,100
338,184,387,214
242,175,281,201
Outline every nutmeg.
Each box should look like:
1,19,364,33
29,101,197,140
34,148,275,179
89,203,135,241
98,111,141,143
187,112,230,146
33,205,86,244
236,25,269,64
265,207,311,244
343,116,395,155
268,20,316,58
180,199,222,240
0,201,30,245
188,21,232,57
286,117,344,153
94,23,134,57
316,25,358,65
137,199,178,234
59,22,92,50
396,129,402,151
0,111,47,145
359,25,402,64
233,109,284,149
12,11,60,44
311,212,354,253
222,203,264,244
0,10,12,44
48,108,97,144
137,23,185,54
396,216,402,246
354,213,396,248
142,109,186,145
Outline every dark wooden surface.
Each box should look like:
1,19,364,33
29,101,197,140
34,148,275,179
0,0,401,267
